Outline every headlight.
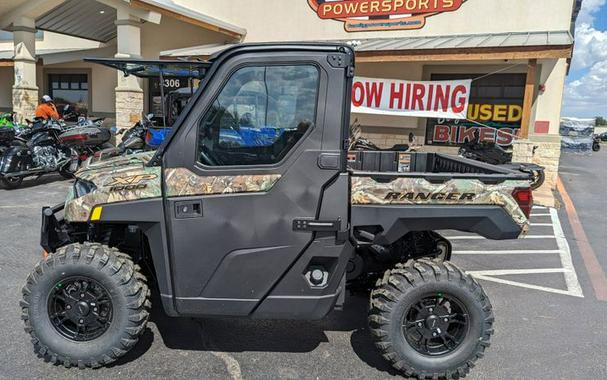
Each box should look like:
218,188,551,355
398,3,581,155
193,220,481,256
73,179,97,198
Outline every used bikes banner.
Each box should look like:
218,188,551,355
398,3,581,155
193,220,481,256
351,76,472,119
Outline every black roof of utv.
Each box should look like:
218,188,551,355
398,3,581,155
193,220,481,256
84,43,353,78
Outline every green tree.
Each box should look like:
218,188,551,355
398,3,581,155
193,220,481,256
596,116,607,126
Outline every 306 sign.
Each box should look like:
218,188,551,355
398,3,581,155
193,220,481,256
308,0,467,31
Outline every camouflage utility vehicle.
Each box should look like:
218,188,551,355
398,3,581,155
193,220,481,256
23,44,534,379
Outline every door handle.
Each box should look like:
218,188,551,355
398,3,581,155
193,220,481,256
175,200,203,219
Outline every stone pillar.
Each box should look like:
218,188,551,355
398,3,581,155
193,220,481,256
12,17,38,123
114,11,143,133
530,136,561,191
511,139,535,164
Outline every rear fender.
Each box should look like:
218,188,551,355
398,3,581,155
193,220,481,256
351,204,525,245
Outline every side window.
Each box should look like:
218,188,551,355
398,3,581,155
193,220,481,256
197,65,319,166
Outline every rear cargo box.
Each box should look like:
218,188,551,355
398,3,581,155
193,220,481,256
348,151,412,172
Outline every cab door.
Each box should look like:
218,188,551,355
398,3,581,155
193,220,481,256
162,47,352,317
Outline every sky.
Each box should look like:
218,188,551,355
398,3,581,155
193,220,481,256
562,0,607,118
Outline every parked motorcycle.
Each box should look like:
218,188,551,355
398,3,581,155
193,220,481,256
458,138,545,190
593,134,601,152
349,120,411,152
88,113,155,164
0,114,112,189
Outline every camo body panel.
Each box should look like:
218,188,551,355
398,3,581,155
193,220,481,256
164,168,281,197
351,176,530,234
65,152,281,221
65,152,162,222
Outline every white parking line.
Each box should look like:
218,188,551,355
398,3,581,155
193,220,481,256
550,207,584,297
450,235,555,240
458,207,584,298
455,250,561,255
469,268,569,275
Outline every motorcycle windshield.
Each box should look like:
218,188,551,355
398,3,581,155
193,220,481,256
84,58,210,79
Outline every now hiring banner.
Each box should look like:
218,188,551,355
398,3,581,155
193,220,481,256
351,76,473,120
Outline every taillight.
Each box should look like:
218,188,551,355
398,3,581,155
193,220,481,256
512,188,533,219
60,134,88,142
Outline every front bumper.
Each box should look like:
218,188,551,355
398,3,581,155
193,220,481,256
41,203,71,253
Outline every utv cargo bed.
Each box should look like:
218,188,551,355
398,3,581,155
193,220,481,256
350,152,532,244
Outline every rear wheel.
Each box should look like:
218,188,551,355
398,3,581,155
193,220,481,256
369,259,493,379
21,243,150,368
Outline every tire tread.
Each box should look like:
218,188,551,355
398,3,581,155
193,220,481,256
21,242,151,369
369,259,494,379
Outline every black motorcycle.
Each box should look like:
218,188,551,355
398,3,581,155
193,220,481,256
458,138,545,190
87,113,155,163
593,135,601,152
0,117,111,189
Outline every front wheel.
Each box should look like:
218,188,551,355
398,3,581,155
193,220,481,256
21,243,150,368
593,142,601,152
530,169,545,190
369,259,493,379
0,176,23,189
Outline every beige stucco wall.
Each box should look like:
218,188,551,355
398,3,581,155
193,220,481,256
0,31,100,53
531,58,568,136
176,0,575,41
140,16,228,58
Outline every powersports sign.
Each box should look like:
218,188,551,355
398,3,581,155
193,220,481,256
307,0,467,32
352,76,472,119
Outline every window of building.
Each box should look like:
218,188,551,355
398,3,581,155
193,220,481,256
48,73,89,118
197,65,319,166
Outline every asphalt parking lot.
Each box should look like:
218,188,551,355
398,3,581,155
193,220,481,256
1,150,606,380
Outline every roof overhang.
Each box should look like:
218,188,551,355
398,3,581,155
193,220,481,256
3,0,244,44
130,0,246,40
351,31,574,62
161,31,574,62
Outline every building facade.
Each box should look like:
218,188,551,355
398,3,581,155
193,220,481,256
0,0,581,194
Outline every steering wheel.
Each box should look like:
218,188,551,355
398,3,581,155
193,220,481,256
199,145,221,166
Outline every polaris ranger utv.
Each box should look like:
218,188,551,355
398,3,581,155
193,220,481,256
22,44,533,379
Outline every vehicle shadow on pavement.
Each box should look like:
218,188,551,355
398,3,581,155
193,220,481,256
136,291,397,375
0,174,71,190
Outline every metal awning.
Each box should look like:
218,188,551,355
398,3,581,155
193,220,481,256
36,0,117,43
348,31,573,51
161,31,574,59
33,0,246,43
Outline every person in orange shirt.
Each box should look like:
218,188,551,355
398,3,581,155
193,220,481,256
35,95,60,120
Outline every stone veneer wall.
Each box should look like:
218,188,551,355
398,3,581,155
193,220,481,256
115,90,143,132
512,138,561,191
12,87,38,123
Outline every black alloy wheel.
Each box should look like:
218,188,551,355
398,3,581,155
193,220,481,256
369,259,494,379
21,243,150,368
47,276,113,341
402,293,469,356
